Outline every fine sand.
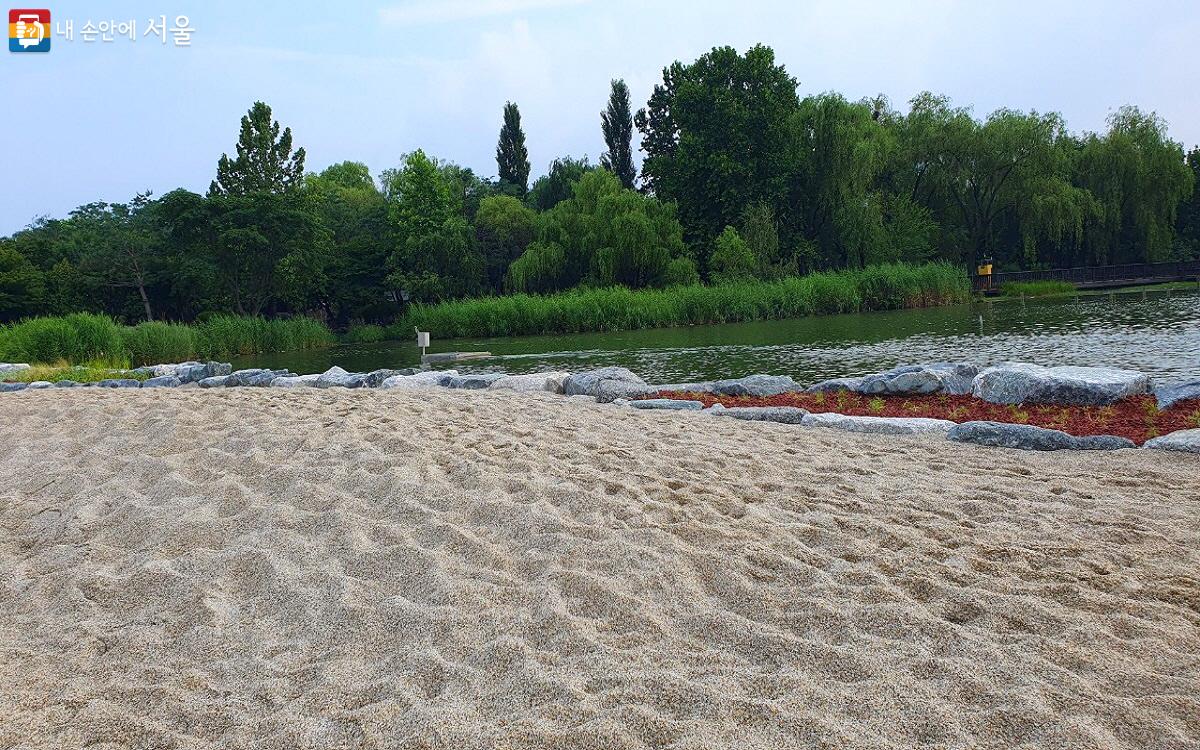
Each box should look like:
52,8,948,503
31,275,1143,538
1,388,1198,750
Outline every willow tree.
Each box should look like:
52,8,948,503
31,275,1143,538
1073,107,1194,264
790,93,895,269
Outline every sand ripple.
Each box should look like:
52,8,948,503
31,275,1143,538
1,389,1198,748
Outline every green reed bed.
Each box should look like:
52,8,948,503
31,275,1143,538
394,262,970,339
0,313,334,369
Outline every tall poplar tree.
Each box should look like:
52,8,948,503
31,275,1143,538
600,79,636,189
496,101,531,196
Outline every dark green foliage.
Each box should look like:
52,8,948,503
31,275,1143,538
1177,147,1200,259
496,102,531,196
710,227,758,283
210,101,306,196
475,195,536,293
527,156,593,212
636,45,800,258
600,79,637,189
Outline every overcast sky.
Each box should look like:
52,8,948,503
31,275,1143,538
2,0,1198,234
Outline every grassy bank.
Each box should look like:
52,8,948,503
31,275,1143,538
998,280,1078,297
0,313,334,368
393,262,969,339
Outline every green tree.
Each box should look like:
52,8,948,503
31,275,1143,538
1074,107,1194,264
475,195,536,293
506,241,566,293
162,190,330,316
496,102,531,196
305,163,392,323
636,45,800,259
210,101,306,196
1176,147,1200,259
709,226,757,283
72,193,163,321
384,150,484,302
739,202,781,275
600,79,636,189
528,156,593,211
523,169,687,290
0,245,45,322
790,93,893,269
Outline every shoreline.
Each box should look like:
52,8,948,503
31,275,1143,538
3,388,1198,748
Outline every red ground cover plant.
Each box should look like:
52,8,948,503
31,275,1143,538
643,390,1200,445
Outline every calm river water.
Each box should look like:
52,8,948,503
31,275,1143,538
234,288,1200,385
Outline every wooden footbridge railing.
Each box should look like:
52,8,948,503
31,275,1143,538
974,260,1200,294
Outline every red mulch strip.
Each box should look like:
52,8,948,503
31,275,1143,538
643,390,1200,446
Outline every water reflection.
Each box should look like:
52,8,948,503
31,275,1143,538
234,289,1200,385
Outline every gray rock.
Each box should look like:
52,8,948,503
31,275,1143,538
447,373,508,389
563,367,646,397
712,405,809,424
142,375,183,388
629,398,704,411
1154,381,1200,410
947,421,1135,451
856,362,978,396
1143,429,1200,454
26,380,53,389
0,363,31,374
710,374,802,397
362,368,416,388
594,381,660,403
96,378,141,389
270,374,321,388
225,368,290,387
488,371,570,394
198,375,230,388
174,361,231,383
314,366,366,389
0,381,29,392
655,381,719,394
381,370,459,389
805,376,864,393
52,380,79,388
802,412,956,435
972,363,1151,406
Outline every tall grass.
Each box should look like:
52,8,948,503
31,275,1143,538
393,262,970,339
0,314,334,367
343,323,388,344
999,280,1078,297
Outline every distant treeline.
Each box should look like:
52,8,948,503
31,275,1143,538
1,44,1197,329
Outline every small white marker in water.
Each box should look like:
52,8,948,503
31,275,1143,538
415,328,430,359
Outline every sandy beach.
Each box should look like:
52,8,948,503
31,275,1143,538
1,388,1198,749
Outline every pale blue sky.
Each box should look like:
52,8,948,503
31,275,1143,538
2,0,1198,234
